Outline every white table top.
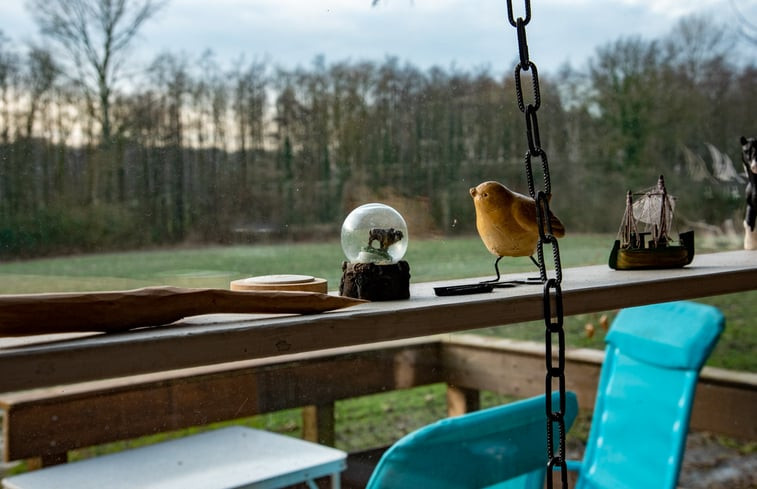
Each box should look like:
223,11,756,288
2,426,347,489
0,250,754,393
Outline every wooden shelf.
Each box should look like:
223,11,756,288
0,250,754,393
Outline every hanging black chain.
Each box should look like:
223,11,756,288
505,1,568,487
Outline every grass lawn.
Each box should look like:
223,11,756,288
0,233,591,292
0,233,754,463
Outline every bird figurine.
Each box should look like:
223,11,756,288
470,181,566,282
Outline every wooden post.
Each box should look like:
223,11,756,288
302,403,336,446
446,385,480,417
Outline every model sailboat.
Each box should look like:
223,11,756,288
609,175,694,270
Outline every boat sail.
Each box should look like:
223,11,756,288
609,175,694,270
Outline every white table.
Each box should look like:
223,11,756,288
2,426,347,489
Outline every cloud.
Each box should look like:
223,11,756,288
3,0,755,76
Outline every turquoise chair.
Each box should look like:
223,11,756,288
366,391,579,489
567,301,724,489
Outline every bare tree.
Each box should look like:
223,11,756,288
662,15,734,85
0,31,20,144
24,46,58,139
26,0,166,145
730,0,757,46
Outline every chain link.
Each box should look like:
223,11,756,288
505,1,568,487
506,0,531,26
514,62,541,112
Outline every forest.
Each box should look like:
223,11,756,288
0,10,756,258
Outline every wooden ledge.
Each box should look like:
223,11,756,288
0,250,754,392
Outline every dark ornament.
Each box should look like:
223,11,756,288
339,260,410,301
741,136,757,250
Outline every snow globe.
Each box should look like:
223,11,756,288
339,203,410,300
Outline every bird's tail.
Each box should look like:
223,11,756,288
550,214,566,238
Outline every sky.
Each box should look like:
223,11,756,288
1,0,756,76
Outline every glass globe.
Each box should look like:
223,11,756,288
341,203,408,264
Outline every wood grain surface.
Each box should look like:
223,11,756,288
0,287,365,336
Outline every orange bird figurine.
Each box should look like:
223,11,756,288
470,180,566,282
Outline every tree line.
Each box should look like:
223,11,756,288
0,14,755,258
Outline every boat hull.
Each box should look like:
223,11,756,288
609,230,695,270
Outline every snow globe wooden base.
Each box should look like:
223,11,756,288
339,260,410,301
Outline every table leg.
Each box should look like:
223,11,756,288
331,472,341,489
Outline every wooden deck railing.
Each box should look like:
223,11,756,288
2,334,754,468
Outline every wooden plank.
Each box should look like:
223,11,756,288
0,287,365,337
0,337,439,406
1,341,440,461
441,336,602,407
0,251,753,392
2,334,755,463
689,366,757,439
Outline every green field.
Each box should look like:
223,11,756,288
0,233,610,293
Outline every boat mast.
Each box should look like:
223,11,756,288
621,190,637,247
656,174,668,246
